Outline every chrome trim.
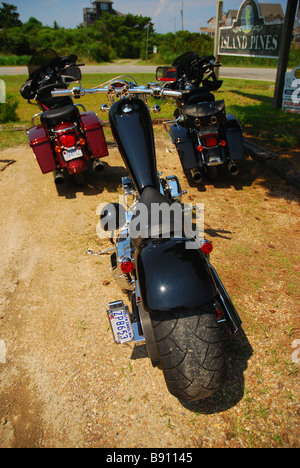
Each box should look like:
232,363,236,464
74,103,86,112
208,261,242,334
31,112,43,126
52,124,77,134
110,228,135,291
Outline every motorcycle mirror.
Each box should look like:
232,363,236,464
67,54,77,63
156,66,177,82
61,66,82,82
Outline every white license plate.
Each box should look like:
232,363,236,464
63,148,83,162
108,305,134,344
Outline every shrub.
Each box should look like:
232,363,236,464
0,95,19,123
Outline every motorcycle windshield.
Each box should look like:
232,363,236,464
28,49,59,78
172,51,198,68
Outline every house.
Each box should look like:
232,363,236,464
200,14,226,37
200,2,284,38
83,1,124,27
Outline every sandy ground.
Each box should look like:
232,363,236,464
0,129,299,448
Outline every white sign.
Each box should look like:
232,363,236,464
0,79,5,103
282,67,300,114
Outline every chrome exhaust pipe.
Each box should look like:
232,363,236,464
190,168,202,183
93,159,105,173
228,161,239,176
53,170,64,185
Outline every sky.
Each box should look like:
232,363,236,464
10,0,288,34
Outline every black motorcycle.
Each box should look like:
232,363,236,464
52,79,242,401
156,51,245,184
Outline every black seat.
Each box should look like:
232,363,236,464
183,99,225,118
182,99,226,128
40,104,80,127
129,187,184,249
36,83,73,109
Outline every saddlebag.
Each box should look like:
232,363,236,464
28,125,57,174
183,99,226,129
80,111,108,159
169,124,198,170
224,114,244,160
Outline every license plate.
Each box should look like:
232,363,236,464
63,148,83,162
107,302,134,344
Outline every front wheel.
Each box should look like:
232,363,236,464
140,302,226,401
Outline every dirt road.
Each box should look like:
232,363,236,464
0,130,299,448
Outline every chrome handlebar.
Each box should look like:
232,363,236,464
51,85,184,99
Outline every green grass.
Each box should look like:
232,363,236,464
0,73,299,153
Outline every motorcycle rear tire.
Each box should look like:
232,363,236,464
146,301,226,401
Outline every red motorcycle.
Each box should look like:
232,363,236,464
20,49,108,185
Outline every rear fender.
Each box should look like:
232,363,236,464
135,238,216,313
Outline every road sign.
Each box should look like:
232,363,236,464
282,67,300,113
0,79,5,103
219,0,283,58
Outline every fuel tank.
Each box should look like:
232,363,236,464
109,97,160,194
135,238,216,313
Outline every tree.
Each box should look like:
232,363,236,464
0,2,22,28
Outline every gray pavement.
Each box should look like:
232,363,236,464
0,65,278,81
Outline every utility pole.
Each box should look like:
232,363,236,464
273,0,299,109
145,23,150,62
181,0,184,30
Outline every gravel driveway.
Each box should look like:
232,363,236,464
0,130,299,448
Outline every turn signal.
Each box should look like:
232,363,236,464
220,139,227,147
200,240,213,255
197,144,204,152
121,260,135,274
79,138,86,146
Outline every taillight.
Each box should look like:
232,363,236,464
216,308,223,321
59,133,77,148
121,260,135,274
204,136,218,147
200,240,213,255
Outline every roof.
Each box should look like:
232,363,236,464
92,0,114,4
226,9,238,17
259,3,284,18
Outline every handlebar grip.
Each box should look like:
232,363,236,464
51,88,75,97
161,89,183,98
